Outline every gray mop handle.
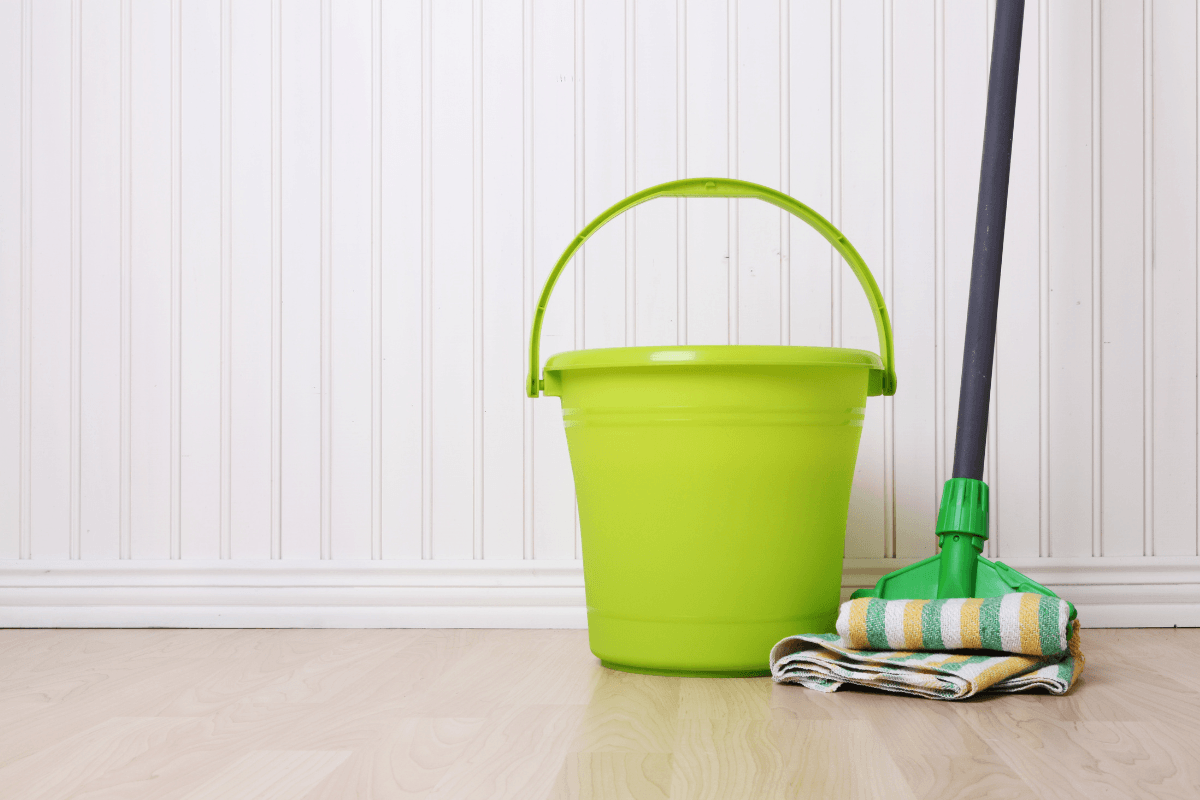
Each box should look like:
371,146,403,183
952,0,1025,481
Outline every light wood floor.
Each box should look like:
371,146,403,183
0,628,1196,799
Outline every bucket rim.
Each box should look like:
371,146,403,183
543,344,884,373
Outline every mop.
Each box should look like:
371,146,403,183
771,0,1084,699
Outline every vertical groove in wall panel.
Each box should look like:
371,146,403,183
320,0,333,560
372,0,384,560
179,0,221,560
1038,0,1050,556
634,0,680,349
1091,0,1102,557
474,0,486,559
625,0,636,347
30,0,72,560
840,0,885,560
684,0,730,346
219,0,232,560
736,1,781,343
384,0,429,560
522,0,533,559
934,0,946,496
676,0,686,347
330,0,374,560
170,0,183,560
788,2,831,351
271,0,283,559
779,0,790,348
572,0,583,352
17,0,30,559
997,0,1041,558
1143,0,1154,556
571,0,582,559
0,0,23,558
0,1,27,558
70,0,82,560
1048,0,1095,558
531,0,581,560
1197,1,1200,558
728,0,738,345
830,0,841,349
581,1,626,355
120,0,132,560
479,0,524,559
130,0,175,560
1149,0,1197,557
891,0,937,560
430,0,475,560
278,0,321,559
16,0,30,558
421,0,433,559
380,0,424,559
882,0,894,559
944,0,987,501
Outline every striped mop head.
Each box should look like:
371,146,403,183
837,593,1072,657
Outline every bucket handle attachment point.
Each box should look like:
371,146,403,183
527,178,897,398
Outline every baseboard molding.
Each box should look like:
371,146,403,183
1,557,1198,628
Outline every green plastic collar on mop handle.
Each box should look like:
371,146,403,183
527,177,898,398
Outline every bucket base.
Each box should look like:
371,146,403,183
600,659,771,679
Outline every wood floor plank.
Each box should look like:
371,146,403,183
846,693,1038,800
677,677,774,721
1085,628,1198,670
177,750,351,800
153,631,364,715
326,629,493,713
668,719,918,800
394,630,594,719
549,753,674,800
0,658,211,768
0,716,222,799
567,670,681,754
495,630,601,707
299,717,490,799
963,710,1200,800
425,705,586,800
1038,646,1200,733
1083,631,1199,691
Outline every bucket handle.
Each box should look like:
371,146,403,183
527,177,897,398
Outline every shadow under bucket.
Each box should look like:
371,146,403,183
529,179,897,676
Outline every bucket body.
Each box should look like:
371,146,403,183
546,346,874,675
528,179,897,676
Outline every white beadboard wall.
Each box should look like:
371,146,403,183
1,0,1198,627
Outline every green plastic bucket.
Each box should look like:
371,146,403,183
529,179,897,676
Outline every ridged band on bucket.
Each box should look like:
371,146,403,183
562,406,867,428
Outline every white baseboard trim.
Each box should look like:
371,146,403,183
1,557,1197,628
0,561,589,629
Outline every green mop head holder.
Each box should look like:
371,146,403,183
851,478,1078,628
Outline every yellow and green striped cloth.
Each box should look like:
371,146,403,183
770,593,1084,700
